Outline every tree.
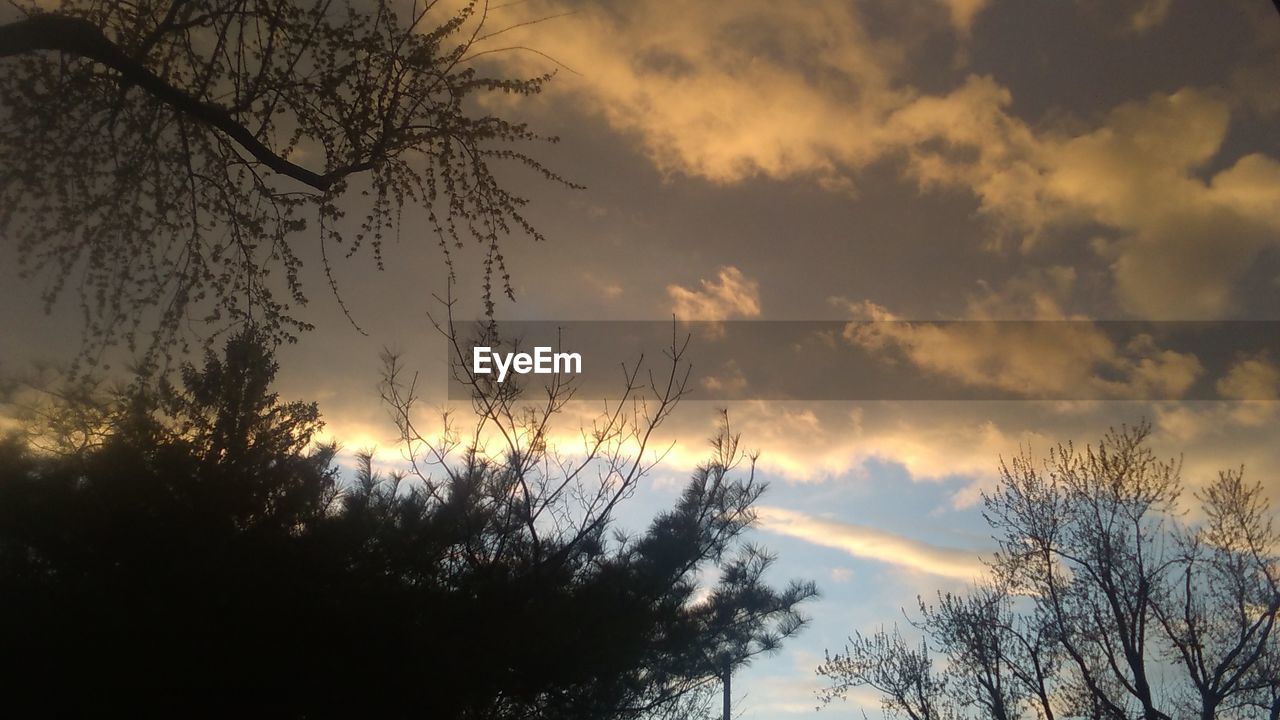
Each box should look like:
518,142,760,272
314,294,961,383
0,328,816,717
0,330,342,692
818,422,1280,720
0,0,573,367
1153,468,1280,719
817,585,1060,720
817,627,950,720
367,307,819,716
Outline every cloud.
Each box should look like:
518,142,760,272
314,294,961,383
1217,352,1280,425
716,403,1045,500
833,269,1204,399
964,266,1083,321
941,0,992,33
480,3,1280,319
756,506,988,581
888,84,1280,317
479,0,913,184
306,378,1280,520
581,271,624,301
843,312,1203,400
1219,352,1280,401
699,358,749,396
668,266,761,321
1042,94,1280,318
1128,0,1173,32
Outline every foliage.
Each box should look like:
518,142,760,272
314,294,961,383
0,0,573,367
0,330,816,717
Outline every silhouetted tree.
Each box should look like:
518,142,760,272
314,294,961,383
818,423,1280,720
817,627,949,720
0,330,341,691
0,329,816,717
362,305,818,717
0,0,573,365
1154,467,1280,719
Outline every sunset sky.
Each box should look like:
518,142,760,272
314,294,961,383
3,0,1280,716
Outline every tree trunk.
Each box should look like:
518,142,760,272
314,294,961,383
722,659,731,720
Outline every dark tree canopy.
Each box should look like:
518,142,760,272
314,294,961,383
0,0,572,367
0,332,816,717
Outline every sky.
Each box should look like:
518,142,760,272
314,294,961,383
3,0,1280,716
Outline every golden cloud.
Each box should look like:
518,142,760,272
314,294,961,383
477,3,1280,319
833,264,1205,400
756,506,989,580
668,266,761,321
